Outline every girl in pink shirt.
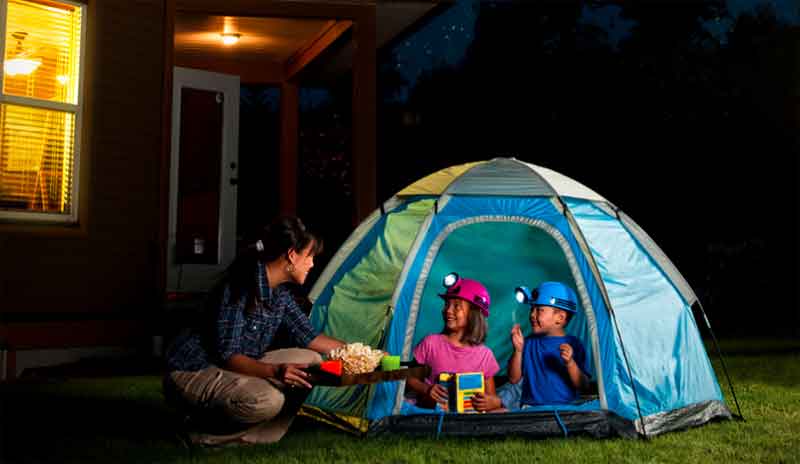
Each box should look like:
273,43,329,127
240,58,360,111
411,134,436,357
406,273,500,412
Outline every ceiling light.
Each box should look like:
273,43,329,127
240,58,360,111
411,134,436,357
220,33,241,46
4,31,40,76
4,58,40,76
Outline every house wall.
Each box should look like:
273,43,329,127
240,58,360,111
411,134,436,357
0,0,167,362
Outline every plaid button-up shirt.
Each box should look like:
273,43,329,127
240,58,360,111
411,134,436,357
166,262,318,372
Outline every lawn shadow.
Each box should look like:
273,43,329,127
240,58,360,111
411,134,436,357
0,377,193,463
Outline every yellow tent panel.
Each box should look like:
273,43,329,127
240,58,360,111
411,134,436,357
395,161,484,196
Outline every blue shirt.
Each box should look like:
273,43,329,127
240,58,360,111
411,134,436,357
520,334,587,406
166,262,318,372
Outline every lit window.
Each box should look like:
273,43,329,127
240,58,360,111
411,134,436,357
0,0,84,222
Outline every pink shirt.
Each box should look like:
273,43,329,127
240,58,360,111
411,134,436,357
413,334,500,385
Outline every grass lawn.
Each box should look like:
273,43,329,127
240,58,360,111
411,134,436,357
1,339,798,464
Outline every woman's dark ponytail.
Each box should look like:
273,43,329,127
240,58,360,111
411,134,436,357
254,216,323,263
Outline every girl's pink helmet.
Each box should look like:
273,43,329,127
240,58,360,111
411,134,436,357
438,272,491,317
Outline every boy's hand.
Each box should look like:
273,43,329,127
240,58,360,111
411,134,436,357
472,392,502,412
427,383,449,405
511,324,524,353
559,343,574,366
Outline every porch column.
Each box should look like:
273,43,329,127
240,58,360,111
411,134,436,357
279,81,299,215
352,8,377,225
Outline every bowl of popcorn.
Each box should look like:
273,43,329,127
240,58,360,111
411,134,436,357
327,342,385,375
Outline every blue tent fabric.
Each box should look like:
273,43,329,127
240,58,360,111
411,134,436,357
305,158,732,438
567,199,723,420
377,196,616,421
399,398,602,416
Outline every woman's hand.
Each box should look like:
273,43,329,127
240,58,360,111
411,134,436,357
276,363,313,389
511,324,524,353
427,383,449,405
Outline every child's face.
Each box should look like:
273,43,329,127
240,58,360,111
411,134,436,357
442,298,471,333
529,305,566,335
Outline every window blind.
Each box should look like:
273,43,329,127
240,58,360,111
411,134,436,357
0,103,75,212
0,0,83,219
4,0,82,104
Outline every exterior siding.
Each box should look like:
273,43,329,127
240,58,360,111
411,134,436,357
0,0,166,341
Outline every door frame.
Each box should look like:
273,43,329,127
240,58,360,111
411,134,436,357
167,66,240,293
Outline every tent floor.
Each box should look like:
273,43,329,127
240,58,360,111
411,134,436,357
367,400,733,439
368,409,614,439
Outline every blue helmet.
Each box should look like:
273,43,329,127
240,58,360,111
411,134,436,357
514,281,578,313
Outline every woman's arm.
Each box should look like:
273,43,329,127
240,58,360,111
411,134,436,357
226,353,313,389
307,333,345,355
279,289,344,354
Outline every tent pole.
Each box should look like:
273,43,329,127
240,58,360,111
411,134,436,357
376,305,394,349
608,306,649,439
695,301,744,420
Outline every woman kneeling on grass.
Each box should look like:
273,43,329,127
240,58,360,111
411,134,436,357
163,216,344,446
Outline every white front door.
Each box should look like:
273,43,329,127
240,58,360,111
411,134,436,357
167,67,240,292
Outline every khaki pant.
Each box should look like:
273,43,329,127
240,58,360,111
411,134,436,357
164,348,322,445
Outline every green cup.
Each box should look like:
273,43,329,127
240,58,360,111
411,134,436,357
381,355,400,371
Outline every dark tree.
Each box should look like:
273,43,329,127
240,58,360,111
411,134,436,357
377,0,799,336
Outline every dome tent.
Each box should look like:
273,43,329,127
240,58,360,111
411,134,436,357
301,157,737,438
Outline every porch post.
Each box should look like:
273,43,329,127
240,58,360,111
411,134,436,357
279,81,299,216
158,0,175,301
352,7,377,225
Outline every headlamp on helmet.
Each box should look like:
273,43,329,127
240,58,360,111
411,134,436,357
438,272,491,318
515,281,578,314
514,286,533,304
443,272,460,289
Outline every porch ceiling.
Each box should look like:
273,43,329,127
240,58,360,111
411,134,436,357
173,1,449,85
175,14,333,68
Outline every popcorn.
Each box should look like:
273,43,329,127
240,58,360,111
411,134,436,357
328,342,384,375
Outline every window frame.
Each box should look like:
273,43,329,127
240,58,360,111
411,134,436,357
0,0,87,224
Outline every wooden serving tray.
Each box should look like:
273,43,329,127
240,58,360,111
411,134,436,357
304,362,431,387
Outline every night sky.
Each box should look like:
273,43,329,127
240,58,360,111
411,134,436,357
391,0,799,100
240,0,799,337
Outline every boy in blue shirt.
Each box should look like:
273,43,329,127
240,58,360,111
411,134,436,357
503,281,589,408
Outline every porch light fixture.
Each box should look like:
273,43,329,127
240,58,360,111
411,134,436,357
4,31,41,76
220,33,241,46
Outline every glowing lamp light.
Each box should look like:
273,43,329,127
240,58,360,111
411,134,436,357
220,33,241,46
515,286,533,305
4,57,41,76
56,75,69,85
443,272,460,289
